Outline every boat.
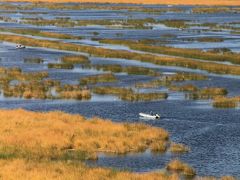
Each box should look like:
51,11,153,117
139,112,160,119
16,44,26,49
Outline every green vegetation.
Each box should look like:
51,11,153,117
0,27,82,40
1,34,240,76
48,63,74,69
192,7,240,14
159,20,188,28
93,86,168,102
135,73,207,88
61,55,89,64
21,17,158,29
212,97,240,108
80,73,117,85
99,39,240,65
197,37,224,42
24,57,44,64
89,64,160,76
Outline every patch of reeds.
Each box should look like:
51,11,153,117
212,96,240,108
80,73,117,85
2,34,240,76
166,159,196,177
48,63,74,69
93,86,168,102
24,57,44,64
61,55,89,64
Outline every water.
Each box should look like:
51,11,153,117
0,2,240,177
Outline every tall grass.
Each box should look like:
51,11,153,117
1,34,240,75
80,73,117,85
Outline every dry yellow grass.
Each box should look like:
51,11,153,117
0,109,169,159
0,159,180,180
4,0,240,6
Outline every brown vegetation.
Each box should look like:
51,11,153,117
4,0,240,6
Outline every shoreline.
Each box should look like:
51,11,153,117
2,0,240,6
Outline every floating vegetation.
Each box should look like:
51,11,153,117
1,34,240,76
187,87,228,100
0,27,82,40
93,86,168,102
136,73,207,88
89,64,160,76
59,89,91,100
61,55,89,64
99,39,240,65
24,57,44,64
48,63,74,69
159,19,189,28
197,37,224,42
212,96,240,108
169,84,198,92
21,17,158,29
169,143,189,153
166,159,196,177
80,73,117,85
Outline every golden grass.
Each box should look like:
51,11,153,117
0,109,169,158
166,159,196,177
169,143,189,153
4,0,240,6
0,159,180,180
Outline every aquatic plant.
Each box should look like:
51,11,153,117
166,159,196,177
80,73,117,85
61,55,89,64
48,63,74,69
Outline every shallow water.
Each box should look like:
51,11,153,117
0,3,240,177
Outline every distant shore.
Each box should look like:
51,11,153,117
3,0,240,6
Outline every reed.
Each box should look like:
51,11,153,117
166,159,196,177
0,27,81,40
61,55,89,64
2,34,240,76
0,109,169,158
48,63,74,69
80,73,117,85
212,97,240,108
169,143,189,153
91,64,160,76
24,57,44,64
93,86,168,102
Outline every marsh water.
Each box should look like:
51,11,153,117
0,3,240,177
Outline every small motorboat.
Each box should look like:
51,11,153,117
139,112,160,119
16,44,26,49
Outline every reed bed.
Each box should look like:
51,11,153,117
24,57,44,64
0,109,169,158
135,73,207,88
166,159,196,177
0,159,179,180
99,39,240,65
89,64,160,76
169,143,189,153
212,96,240,108
48,63,74,69
61,55,89,64
1,34,240,76
93,86,168,101
0,27,81,40
21,17,157,29
80,73,117,85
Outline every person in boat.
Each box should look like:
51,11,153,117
16,44,26,49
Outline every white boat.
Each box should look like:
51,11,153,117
16,44,26,49
139,112,160,119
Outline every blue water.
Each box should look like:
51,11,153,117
0,3,240,177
